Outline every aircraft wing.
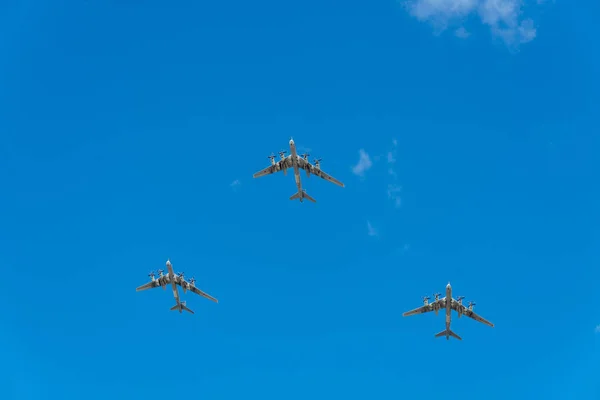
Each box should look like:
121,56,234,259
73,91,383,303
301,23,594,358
136,280,161,292
452,302,494,327
301,160,345,187
253,157,292,178
463,309,494,327
189,286,219,303
402,299,445,317
177,281,218,303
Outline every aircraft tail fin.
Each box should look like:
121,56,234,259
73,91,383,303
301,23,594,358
289,190,316,203
434,329,462,341
169,302,194,314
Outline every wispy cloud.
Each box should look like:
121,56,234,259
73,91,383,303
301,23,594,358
595,325,600,334
387,138,398,177
387,139,402,208
367,221,378,237
296,145,312,155
388,184,402,207
403,0,541,47
230,179,241,191
352,149,373,178
455,26,470,38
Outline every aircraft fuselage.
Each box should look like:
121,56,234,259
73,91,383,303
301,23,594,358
445,283,452,332
289,139,303,195
166,262,183,313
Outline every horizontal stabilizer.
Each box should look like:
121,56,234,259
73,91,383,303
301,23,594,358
170,302,194,314
435,329,462,341
302,191,316,203
289,191,316,203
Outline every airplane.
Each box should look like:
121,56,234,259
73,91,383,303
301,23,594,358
136,259,218,314
252,138,344,203
402,282,494,341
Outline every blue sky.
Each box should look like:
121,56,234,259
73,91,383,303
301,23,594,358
1,0,598,399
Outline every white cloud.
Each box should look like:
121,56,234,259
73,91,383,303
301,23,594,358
387,139,402,208
230,179,241,191
367,221,378,236
352,149,373,177
595,325,600,334
404,0,540,47
296,145,312,155
387,139,398,177
455,26,471,38
388,184,402,208
387,151,396,164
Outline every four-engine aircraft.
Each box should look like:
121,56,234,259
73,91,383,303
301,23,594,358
137,145,496,340
252,138,344,203
402,282,494,340
136,259,218,314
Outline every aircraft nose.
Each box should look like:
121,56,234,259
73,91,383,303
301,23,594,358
446,282,451,288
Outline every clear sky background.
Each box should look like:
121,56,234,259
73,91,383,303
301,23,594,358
1,1,598,399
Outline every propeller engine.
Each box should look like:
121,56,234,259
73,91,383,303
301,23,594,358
268,153,276,165
422,295,430,305
148,271,156,280
300,153,312,177
177,272,185,280
157,269,164,276
278,150,289,175
468,301,476,311
455,296,465,317
189,277,196,286
431,293,442,315
313,158,322,169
